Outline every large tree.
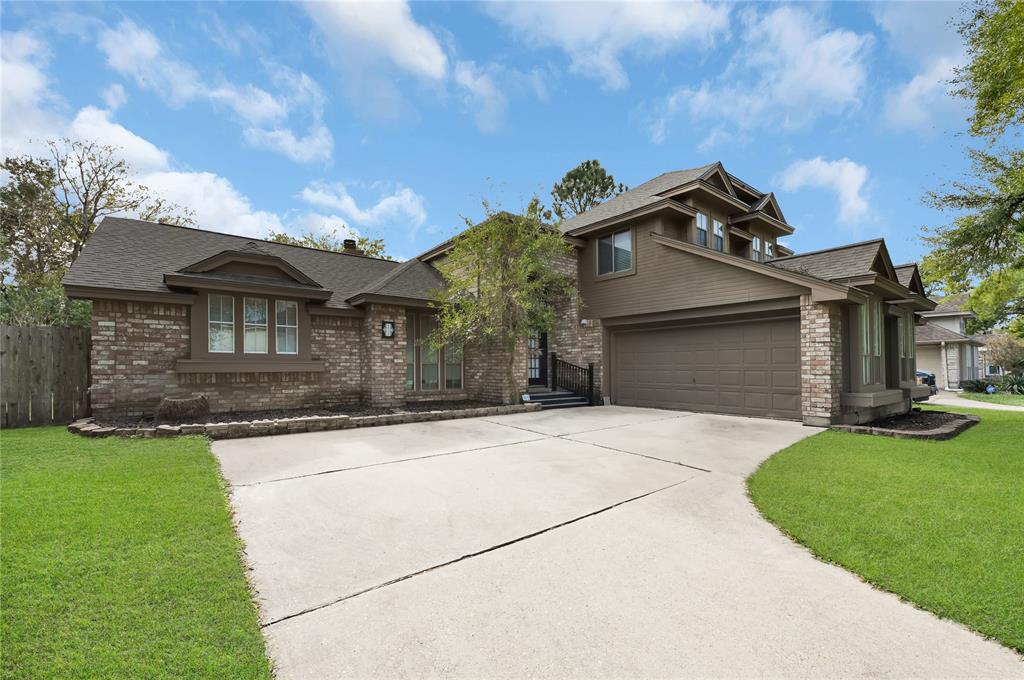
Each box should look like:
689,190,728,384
266,228,391,260
921,0,1024,337
0,139,191,327
550,160,626,221
429,200,574,401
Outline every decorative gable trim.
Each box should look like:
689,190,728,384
181,248,323,288
698,162,737,197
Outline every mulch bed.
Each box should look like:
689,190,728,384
96,400,496,428
830,408,980,440
869,409,964,432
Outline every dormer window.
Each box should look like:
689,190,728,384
712,220,724,251
752,237,763,262
764,241,774,260
696,212,708,247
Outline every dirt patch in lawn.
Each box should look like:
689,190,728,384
96,400,497,428
831,409,980,440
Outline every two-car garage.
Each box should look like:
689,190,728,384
610,316,802,420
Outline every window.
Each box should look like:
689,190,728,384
695,212,708,247
898,311,914,359
597,229,632,275
712,220,724,251
445,344,463,389
751,237,763,262
764,241,774,260
243,298,268,353
275,300,298,354
208,294,234,353
419,315,439,390
860,298,882,383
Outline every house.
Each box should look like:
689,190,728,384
976,333,1009,379
913,292,983,390
64,162,934,426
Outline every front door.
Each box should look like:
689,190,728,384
528,332,548,386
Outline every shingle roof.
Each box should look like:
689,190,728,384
558,165,716,234
359,257,443,300
893,264,917,288
930,292,971,314
768,239,884,281
915,321,975,344
64,217,402,311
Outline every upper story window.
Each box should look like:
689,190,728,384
751,237,763,262
764,241,774,260
244,297,268,354
712,220,724,251
276,300,298,355
597,228,632,275
208,294,235,353
695,212,708,247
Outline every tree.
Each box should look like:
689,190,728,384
921,0,1023,337
550,160,626,221
0,139,192,327
951,0,1024,140
986,333,1024,372
266,228,391,260
46,139,194,261
429,200,574,401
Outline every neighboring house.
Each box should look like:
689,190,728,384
976,333,1008,379
913,292,983,390
64,162,934,426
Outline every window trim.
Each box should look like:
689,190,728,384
275,299,299,355
406,312,464,393
595,227,635,279
243,296,269,355
712,219,725,252
751,236,763,262
764,241,774,260
208,293,235,354
695,212,709,247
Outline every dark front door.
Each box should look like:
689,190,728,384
528,332,548,386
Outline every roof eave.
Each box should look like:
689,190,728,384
162,273,333,301
564,199,697,237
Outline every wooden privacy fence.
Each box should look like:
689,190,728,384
1,325,90,428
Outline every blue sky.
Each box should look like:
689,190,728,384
1,1,970,263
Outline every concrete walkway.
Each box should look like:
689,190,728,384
929,390,1024,412
214,406,1023,679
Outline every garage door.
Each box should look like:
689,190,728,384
612,317,801,419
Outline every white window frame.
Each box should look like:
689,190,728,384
751,236,762,262
695,212,708,247
764,241,774,260
208,294,235,354
712,220,724,251
243,297,268,354
275,299,299,355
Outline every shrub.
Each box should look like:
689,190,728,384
1000,373,1024,395
961,379,997,392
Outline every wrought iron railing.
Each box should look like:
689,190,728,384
549,352,596,405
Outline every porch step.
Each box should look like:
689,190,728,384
526,389,590,409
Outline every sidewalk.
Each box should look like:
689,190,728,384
928,390,1024,412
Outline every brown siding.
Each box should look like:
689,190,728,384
578,218,807,320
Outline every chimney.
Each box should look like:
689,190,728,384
342,238,362,255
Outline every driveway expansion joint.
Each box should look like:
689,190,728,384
261,477,695,629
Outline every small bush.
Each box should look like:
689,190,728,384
1000,373,1024,395
961,379,996,393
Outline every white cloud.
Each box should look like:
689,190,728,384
299,181,427,230
304,1,448,81
485,1,729,91
140,170,284,236
96,18,331,162
0,31,64,158
777,157,870,224
873,3,965,132
68,106,170,172
454,60,508,133
644,6,872,143
101,83,127,110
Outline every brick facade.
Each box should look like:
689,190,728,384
799,296,843,426
464,337,528,403
360,304,407,407
548,251,604,394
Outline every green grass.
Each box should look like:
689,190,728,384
1,428,271,679
748,406,1024,653
959,391,1024,407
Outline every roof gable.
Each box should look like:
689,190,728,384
698,162,737,197
894,263,926,295
180,245,323,287
753,192,785,223
867,241,898,283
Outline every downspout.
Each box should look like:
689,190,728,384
940,341,949,391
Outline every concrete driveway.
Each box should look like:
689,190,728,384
214,406,1023,679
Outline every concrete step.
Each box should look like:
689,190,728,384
537,399,590,410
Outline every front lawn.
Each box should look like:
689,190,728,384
748,406,1024,653
959,391,1024,407
0,427,271,679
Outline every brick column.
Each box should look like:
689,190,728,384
361,304,407,407
800,295,843,426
